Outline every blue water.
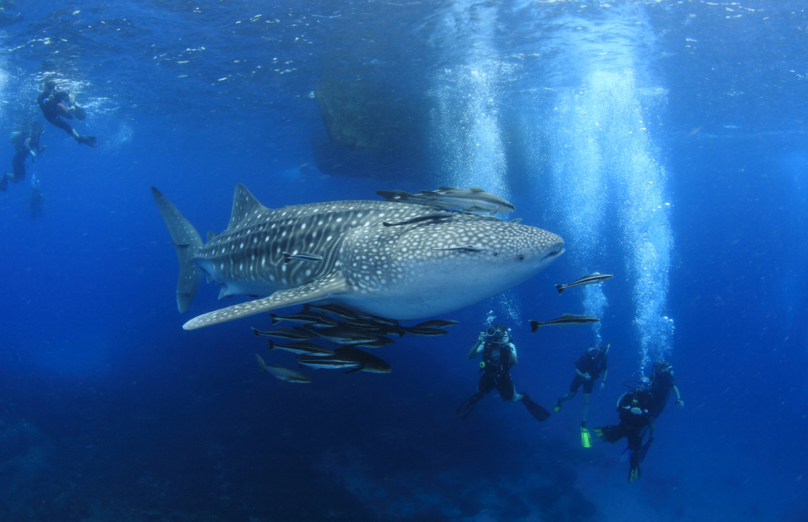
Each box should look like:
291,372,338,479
1,1,807,520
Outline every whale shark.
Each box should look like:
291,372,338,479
152,185,565,330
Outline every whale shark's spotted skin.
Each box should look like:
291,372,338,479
152,185,565,330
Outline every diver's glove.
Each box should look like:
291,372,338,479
676,399,685,409
600,382,606,390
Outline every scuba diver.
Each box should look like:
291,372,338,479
593,378,655,484
28,174,45,218
36,80,96,147
649,359,684,419
1,121,45,191
552,344,610,448
456,324,550,422
637,359,685,460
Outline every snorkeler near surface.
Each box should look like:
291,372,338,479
456,324,551,422
1,121,45,192
36,80,96,147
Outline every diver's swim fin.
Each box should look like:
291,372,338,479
628,464,641,484
77,135,97,147
620,446,631,462
521,394,551,422
456,393,484,421
581,422,592,448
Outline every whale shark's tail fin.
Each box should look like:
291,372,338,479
151,187,204,313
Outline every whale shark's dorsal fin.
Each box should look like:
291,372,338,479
228,184,266,230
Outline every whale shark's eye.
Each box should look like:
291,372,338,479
518,254,525,261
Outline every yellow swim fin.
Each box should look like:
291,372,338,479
629,465,641,484
580,423,592,448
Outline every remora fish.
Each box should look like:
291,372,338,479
400,326,449,337
255,354,313,383
411,319,459,329
267,340,335,357
555,273,613,294
529,314,600,333
152,185,564,330
354,337,396,349
418,187,515,215
306,325,382,345
268,311,338,327
376,189,428,204
251,326,314,341
298,347,392,374
303,303,360,320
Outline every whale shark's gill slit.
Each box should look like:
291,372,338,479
432,246,485,253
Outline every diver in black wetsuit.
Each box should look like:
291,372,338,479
552,344,609,446
456,324,550,422
636,359,685,457
649,359,684,419
1,121,45,192
36,80,96,147
594,379,655,484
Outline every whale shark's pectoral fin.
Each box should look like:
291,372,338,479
182,273,352,330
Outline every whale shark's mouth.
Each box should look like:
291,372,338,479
542,246,565,261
